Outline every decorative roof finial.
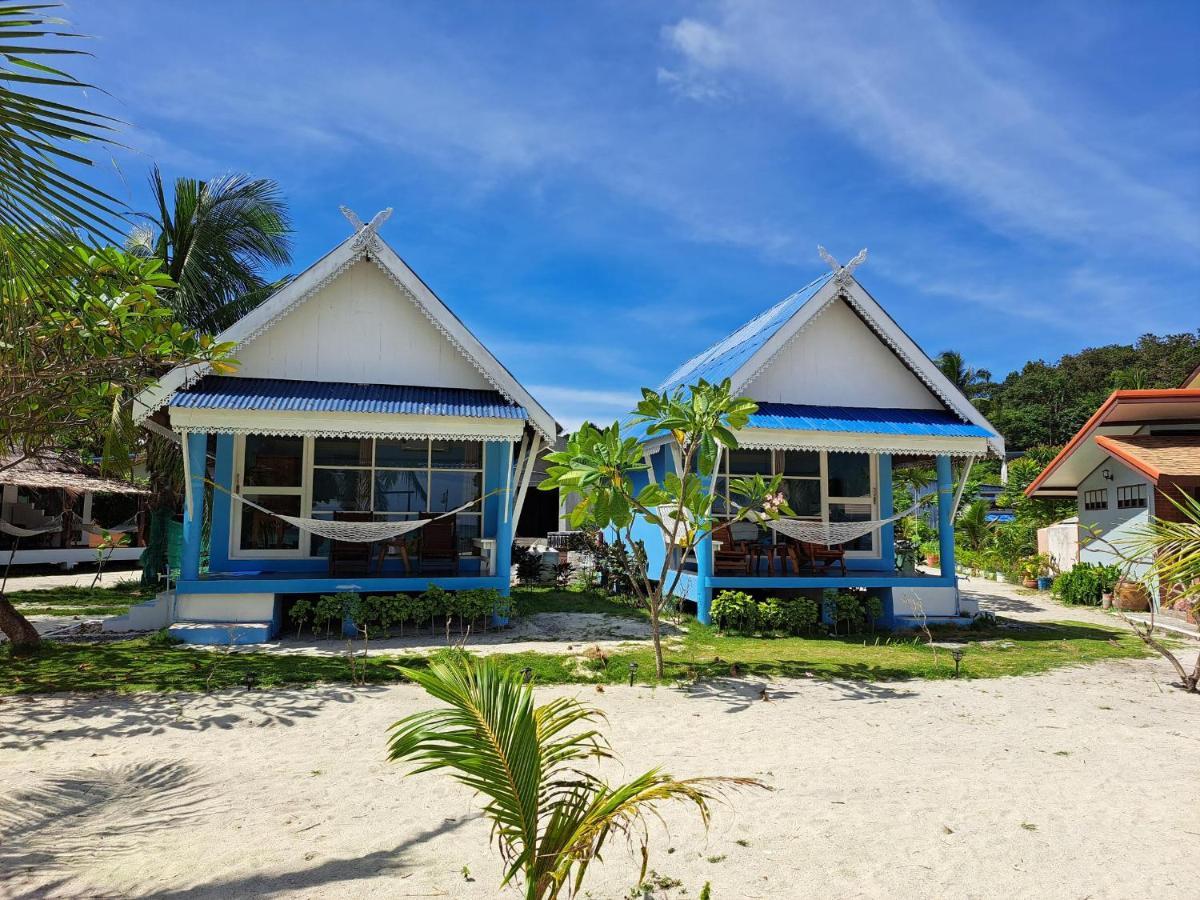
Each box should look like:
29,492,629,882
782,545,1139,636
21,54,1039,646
340,207,393,251
817,245,868,285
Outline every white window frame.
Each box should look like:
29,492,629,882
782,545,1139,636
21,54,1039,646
230,435,487,560
716,448,880,559
230,434,312,559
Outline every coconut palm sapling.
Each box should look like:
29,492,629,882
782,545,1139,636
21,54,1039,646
387,655,760,900
539,379,790,677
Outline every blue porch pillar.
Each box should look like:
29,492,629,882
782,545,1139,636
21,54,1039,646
694,529,713,624
181,431,207,581
694,457,715,624
495,441,514,594
936,455,956,578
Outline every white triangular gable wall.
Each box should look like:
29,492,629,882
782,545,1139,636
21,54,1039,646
731,275,1005,458
134,230,558,440
746,296,942,409
232,259,493,390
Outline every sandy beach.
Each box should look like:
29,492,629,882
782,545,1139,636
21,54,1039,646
3,645,1198,900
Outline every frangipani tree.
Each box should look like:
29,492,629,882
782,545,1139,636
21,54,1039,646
540,379,789,677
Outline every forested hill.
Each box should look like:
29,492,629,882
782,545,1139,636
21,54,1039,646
978,332,1200,451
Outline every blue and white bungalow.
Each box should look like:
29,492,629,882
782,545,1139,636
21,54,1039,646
124,211,558,642
627,255,1005,628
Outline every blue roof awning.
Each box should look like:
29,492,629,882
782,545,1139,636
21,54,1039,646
170,376,527,420
744,403,994,438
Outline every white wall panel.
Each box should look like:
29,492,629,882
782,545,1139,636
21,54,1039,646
751,299,942,409
233,260,493,390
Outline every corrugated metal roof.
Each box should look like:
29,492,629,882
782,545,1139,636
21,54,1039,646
656,271,834,394
170,376,528,419
745,403,994,437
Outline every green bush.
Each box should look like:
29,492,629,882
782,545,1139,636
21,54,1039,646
756,597,784,631
314,593,347,638
1051,563,1122,605
712,590,757,634
289,598,314,637
778,596,820,635
830,591,862,634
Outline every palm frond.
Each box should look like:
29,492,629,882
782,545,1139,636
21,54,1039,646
388,655,764,899
1122,491,1200,602
0,2,124,245
131,166,292,332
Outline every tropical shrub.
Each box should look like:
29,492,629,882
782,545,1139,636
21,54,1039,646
778,596,820,635
830,591,862,634
314,593,347,638
712,590,757,634
289,598,314,638
513,545,545,584
756,597,785,631
1051,563,1120,605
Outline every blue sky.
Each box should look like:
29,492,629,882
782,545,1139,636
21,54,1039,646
73,0,1199,429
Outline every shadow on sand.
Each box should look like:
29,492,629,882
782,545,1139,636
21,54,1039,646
0,684,387,750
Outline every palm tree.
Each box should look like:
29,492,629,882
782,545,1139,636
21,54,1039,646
935,350,992,401
388,656,758,899
128,167,292,332
957,499,993,553
125,169,291,583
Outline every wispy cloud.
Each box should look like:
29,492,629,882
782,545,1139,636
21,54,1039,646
661,0,1200,256
528,385,641,432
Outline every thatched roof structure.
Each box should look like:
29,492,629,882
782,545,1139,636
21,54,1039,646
0,452,148,494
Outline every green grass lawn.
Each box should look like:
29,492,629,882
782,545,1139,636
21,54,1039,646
5,581,152,618
514,586,647,618
0,619,1147,697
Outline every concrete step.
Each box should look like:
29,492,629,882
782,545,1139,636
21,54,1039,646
102,591,173,633
167,621,273,645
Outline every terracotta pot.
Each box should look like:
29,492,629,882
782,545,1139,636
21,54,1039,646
1022,578,1037,589
925,554,939,567
1101,592,1113,609
1115,581,1150,612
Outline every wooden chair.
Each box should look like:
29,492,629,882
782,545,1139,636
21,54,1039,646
786,537,847,575
419,513,458,575
711,523,751,576
375,531,416,574
328,511,374,576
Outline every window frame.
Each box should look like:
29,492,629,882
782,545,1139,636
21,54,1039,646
1116,483,1147,510
715,448,879,559
1083,488,1108,512
230,435,487,559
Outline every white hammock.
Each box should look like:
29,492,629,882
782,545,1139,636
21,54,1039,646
0,516,64,538
763,499,925,547
81,514,140,537
220,483,495,543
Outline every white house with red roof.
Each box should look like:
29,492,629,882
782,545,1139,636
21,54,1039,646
1026,370,1200,596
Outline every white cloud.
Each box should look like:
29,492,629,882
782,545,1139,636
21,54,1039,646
661,0,1200,256
527,384,640,432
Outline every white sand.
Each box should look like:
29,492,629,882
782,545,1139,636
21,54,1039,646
3,649,1199,899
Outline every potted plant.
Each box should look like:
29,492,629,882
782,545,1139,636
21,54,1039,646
1100,565,1121,609
1035,555,1055,591
919,540,940,568
1019,557,1039,589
